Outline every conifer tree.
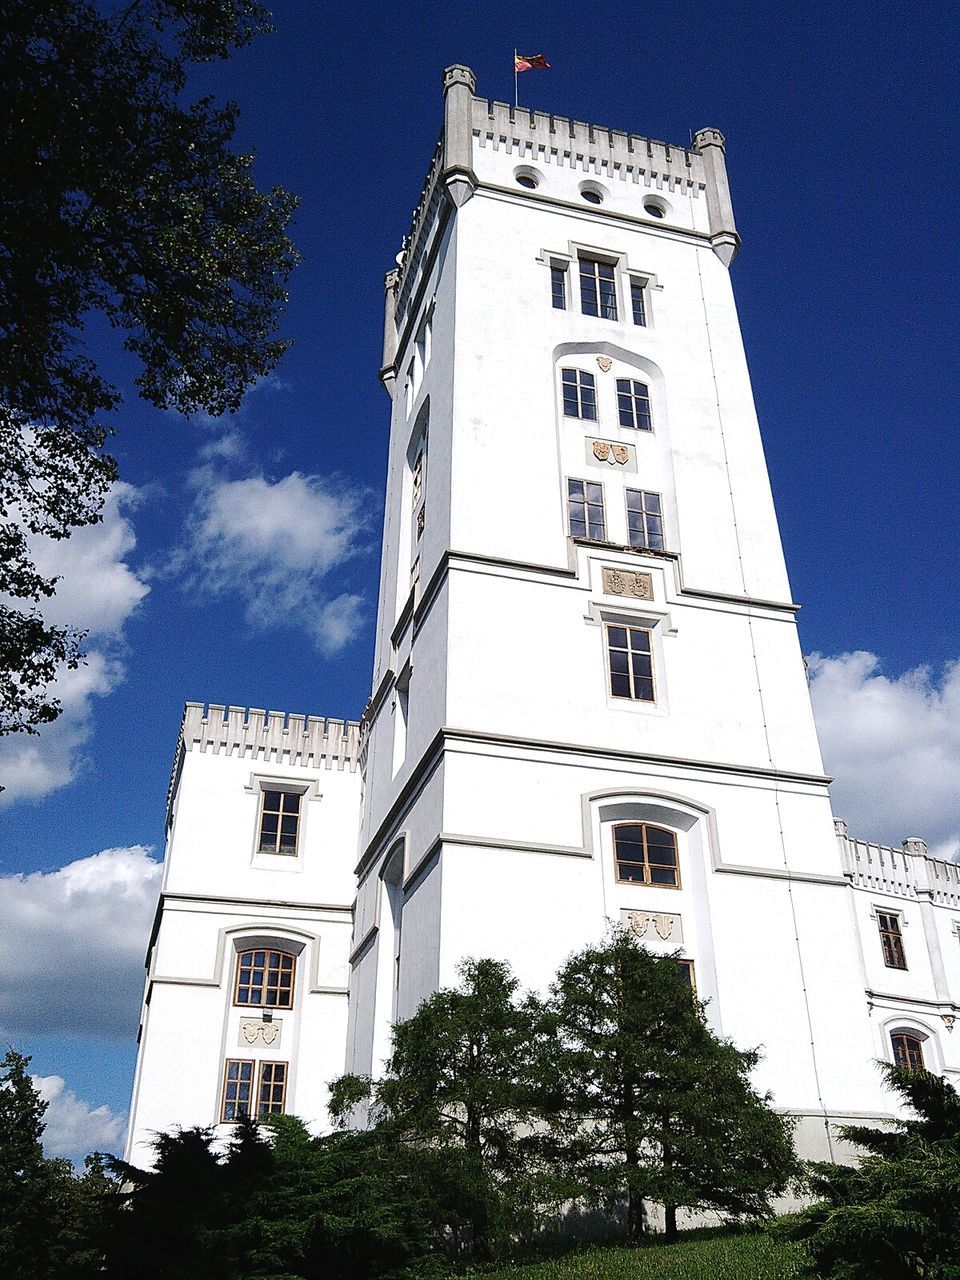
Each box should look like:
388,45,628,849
776,1064,960,1279
329,957,556,1261
0,1049,53,1279
547,931,798,1243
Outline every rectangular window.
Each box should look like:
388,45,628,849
891,1032,924,1071
676,958,696,993
257,1061,288,1115
567,479,605,540
626,489,665,550
579,257,618,320
551,265,567,310
257,789,302,856
630,278,648,326
235,948,295,1009
878,912,907,969
221,1059,254,1122
613,822,679,886
607,624,655,702
411,449,424,509
561,368,597,420
616,378,653,431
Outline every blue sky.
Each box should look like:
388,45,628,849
1,0,958,1161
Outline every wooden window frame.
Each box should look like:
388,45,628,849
877,911,907,970
256,786,304,857
625,488,665,551
890,1031,925,1072
221,1058,255,1123
578,256,619,321
606,624,656,703
567,477,606,541
676,958,696,994
616,377,653,432
613,822,680,888
234,948,296,1010
257,1060,288,1115
561,367,598,420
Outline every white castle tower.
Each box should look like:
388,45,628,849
126,67,960,1167
346,65,889,1157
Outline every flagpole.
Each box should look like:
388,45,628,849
514,49,518,107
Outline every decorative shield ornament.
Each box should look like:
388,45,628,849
241,1020,260,1044
627,911,650,938
612,444,629,464
592,441,611,461
596,356,612,372
654,914,674,940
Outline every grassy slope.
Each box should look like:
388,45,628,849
473,1231,805,1280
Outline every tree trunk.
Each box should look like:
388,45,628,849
627,1185,645,1243
665,1203,678,1243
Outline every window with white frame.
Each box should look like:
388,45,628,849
567,478,605,540
415,311,432,374
561,368,598,420
626,489,664,550
256,789,303,856
606,624,655,701
629,277,648,326
617,378,653,431
551,263,567,310
579,256,618,320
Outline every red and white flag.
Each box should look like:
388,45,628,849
514,53,550,72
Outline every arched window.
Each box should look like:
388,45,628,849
234,948,295,1009
891,1031,925,1072
614,823,680,888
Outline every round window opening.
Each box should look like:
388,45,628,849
581,188,603,205
514,167,542,191
644,197,668,219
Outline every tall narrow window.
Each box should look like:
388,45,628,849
630,277,648,326
878,912,907,969
617,378,653,431
613,823,679,886
891,1032,925,1072
579,257,618,320
257,1062,288,1114
626,489,664,550
567,479,605,540
221,1059,254,1121
561,368,598,420
235,949,295,1009
257,789,302,856
606,624,654,702
676,958,696,993
551,265,567,310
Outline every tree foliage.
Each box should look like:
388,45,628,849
547,932,799,1243
107,1116,439,1280
776,1064,960,1279
0,1050,121,1280
329,958,560,1260
0,0,298,734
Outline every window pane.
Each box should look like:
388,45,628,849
610,673,631,698
607,626,628,648
262,791,282,811
609,649,629,674
634,676,655,701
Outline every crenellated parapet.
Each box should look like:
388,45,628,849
165,702,361,828
835,818,960,907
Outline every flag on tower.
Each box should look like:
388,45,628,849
515,53,550,72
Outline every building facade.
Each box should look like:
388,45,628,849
125,68,960,1168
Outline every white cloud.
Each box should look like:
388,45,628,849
175,469,372,654
33,1074,126,1162
809,652,960,859
0,846,161,1039
0,485,148,806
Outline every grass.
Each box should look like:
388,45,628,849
471,1229,805,1280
